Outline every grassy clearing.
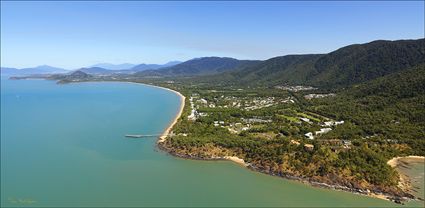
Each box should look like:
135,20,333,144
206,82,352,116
277,114,299,122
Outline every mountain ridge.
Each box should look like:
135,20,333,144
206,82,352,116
135,57,261,77
193,38,425,88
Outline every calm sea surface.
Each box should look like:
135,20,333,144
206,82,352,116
1,79,421,207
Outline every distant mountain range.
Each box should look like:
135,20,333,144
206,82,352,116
1,61,182,76
4,39,424,89
90,61,181,71
132,39,424,87
90,63,137,70
77,67,115,75
77,61,182,75
0,65,68,76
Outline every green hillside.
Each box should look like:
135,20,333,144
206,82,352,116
312,39,425,87
307,64,425,155
135,57,260,77
199,39,424,88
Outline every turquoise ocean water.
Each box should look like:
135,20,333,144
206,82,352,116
1,79,420,207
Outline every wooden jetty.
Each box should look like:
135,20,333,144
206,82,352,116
125,134,162,138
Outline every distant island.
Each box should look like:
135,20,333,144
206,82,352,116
8,38,425,204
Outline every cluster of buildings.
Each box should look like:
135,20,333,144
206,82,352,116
227,123,250,134
188,97,197,121
304,93,336,100
242,117,272,123
212,121,251,134
304,120,345,140
322,120,345,127
244,97,283,111
189,94,295,113
211,116,275,134
275,85,317,92
187,96,208,121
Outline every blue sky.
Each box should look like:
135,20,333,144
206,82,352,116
1,1,424,69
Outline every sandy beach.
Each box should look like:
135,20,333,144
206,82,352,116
223,156,248,166
158,89,185,143
128,83,186,144
387,156,425,168
387,156,425,196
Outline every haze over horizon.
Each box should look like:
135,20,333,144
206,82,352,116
1,1,424,69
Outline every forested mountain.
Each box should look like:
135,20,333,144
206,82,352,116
307,64,425,154
225,54,323,85
312,39,425,87
347,64,425,100
135,57,260,77
66,70,93,79
47,70,93,83
203,39,424,88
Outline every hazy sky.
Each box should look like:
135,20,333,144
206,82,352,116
1,1,424,69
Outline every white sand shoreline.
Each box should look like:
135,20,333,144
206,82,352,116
223,156,248,166
387,156,425,168
387,155,425,196
119,82,186,144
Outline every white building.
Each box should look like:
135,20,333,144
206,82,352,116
199,98,208,104
305,132,314,140
335,121,345,125
315,128,332,135
300,117,311,123
188,109,197,121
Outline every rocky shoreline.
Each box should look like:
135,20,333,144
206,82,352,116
247,164,416,204
158,142,417,204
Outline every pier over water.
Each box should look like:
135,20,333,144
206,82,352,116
125,134,162,138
